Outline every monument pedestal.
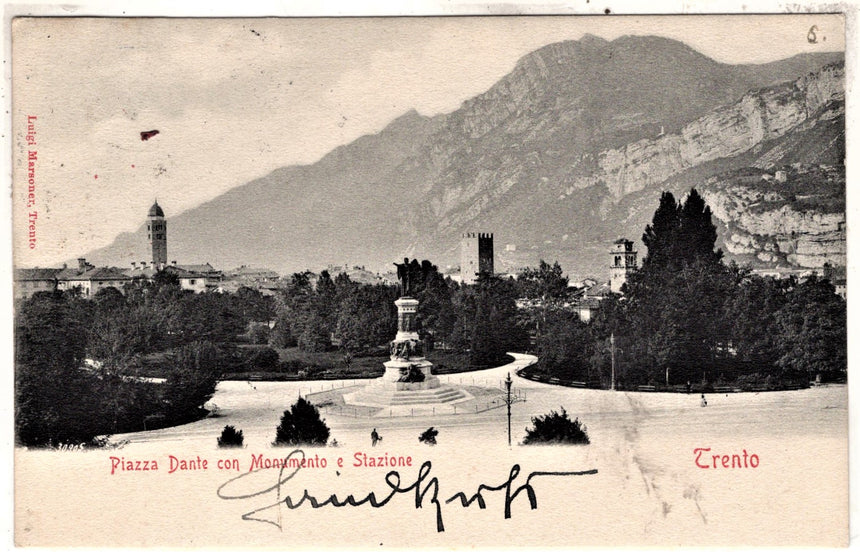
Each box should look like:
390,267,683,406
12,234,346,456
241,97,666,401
342,295,469,410
381,358,439,390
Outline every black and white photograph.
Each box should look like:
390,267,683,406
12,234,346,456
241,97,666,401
9,10,849,548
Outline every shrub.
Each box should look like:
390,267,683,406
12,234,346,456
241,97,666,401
418,427,438,445
273,397,330,446
218,425,244,448
247,347,280,371
522,408,590,445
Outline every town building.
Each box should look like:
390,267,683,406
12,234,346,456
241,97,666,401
460,232,494,284
56,258,131,298
573,283,612,322
123,261,223,294
14,267,62,299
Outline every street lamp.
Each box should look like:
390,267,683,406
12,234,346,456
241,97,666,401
505,372,513,447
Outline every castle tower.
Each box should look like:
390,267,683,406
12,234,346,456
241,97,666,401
460,232,494,284
610,238,637,293
147,201,167,267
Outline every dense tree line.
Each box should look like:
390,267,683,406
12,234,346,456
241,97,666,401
268,264,527,366
15,277,269,447
531,189,847,389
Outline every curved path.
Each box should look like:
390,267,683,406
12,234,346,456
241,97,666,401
436,352,549,389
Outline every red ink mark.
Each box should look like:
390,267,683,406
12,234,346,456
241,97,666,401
94,174,98,179
140,130,160,141
131,164,135,168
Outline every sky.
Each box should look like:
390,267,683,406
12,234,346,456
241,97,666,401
11,14,845,268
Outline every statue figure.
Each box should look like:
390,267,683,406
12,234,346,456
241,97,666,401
397,364,425,383
390,339,423,360
393,257,411,296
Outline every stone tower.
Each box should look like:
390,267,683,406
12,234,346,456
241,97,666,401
610,238,637,293
460,232,494,284
147,200,167,267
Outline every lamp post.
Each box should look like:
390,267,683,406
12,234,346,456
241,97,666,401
505,372,513,447
610,332,622,391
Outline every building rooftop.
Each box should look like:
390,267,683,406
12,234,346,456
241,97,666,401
583,282,612,298
175,263,220,275
15,268,63,281
58,266,131,281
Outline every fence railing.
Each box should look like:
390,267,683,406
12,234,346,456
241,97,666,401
319,395,526,419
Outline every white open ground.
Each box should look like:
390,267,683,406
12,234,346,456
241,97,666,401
15,354,848,547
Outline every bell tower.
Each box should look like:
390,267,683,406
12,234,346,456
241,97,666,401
610,238,637,293
147,200,167,267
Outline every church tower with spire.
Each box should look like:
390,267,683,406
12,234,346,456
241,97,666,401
147,200,167,267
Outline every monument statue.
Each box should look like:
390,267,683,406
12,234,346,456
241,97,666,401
340,263,468,409
393,257,412,297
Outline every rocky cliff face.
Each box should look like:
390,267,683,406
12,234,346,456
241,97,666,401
561,63,844,201
700,163,844,268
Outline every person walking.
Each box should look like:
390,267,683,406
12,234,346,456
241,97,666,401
700,393,708,407
371,428,381,447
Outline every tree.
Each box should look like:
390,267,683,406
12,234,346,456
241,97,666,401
413,261,456,345
162,341,224,420
274,271,335,353
640,189,721,273
15,291,106,446
16,290,90,372
518,260,569,339
92,286,126,311
152,269,181,289
335,285,397,353
678,189,722,265
535,310,593,381
724,270,787,368
466,275,528,366
314,270,338,329
622,189,731,384
518,260,569,303
87,305,163,363
522,409,589,445
233,286,274,324
218,425,245,448
273,397,330,446
773,275,846,380
296,311,331,352
248,323,270,345
269,314,297,348
641,191,681,271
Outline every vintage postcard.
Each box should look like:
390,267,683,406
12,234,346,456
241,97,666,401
10,12,849,548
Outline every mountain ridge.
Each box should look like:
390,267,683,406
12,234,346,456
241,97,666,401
79,35,844,278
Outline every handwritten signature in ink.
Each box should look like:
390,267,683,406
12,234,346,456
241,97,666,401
217,449,597,533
